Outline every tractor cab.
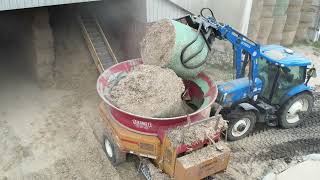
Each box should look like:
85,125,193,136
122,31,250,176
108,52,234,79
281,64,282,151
258,45,313,106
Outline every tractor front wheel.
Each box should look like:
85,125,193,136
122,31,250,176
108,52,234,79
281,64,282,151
279,93,313,128
226,111,256,141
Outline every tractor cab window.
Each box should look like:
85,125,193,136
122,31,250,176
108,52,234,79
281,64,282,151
272,66,306,104
258,58,306,104
258,58,278,101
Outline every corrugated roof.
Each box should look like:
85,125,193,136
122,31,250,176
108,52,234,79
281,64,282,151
0,0,100,11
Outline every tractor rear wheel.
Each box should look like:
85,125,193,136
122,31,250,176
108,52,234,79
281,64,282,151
226,111,256,141
279,93,313,128
103,133,126,166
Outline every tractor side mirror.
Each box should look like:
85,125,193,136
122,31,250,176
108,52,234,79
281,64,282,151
307,67,317,78
313,70,317,78
305,67,316,85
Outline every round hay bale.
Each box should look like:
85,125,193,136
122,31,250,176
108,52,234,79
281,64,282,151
281,30,297,45
264,0,277,6
287,3,303,13
289,0,304,7
256,36,269,45
300,11,317,25
261,5,275,17
141,19,209,78
270,15,287,33
302,0,314,10
287,5,303,12
295,25,309,41
273,0,290,16
297,22,312,29
248,21,261,41
287,0,303,12
268,33,282,44
258,17,274,38
301,1,318,12
284,12,301,31
250,0,264,21
313,0,320,6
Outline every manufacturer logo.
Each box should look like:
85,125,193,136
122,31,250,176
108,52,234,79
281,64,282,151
132,119,152,129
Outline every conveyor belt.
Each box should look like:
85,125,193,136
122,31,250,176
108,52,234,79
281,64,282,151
78,15,118,73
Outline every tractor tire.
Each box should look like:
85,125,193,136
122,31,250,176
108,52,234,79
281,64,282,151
223,92,320,175
103,133,126,166
226,111,256,141
278,93,313,128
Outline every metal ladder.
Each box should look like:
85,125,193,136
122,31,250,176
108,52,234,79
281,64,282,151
78,15,118,73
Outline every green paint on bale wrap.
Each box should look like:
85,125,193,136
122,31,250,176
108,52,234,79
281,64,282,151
168,20,209,78
185,74,211,108
189,76,210,94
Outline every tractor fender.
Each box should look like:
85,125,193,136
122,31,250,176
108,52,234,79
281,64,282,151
238,103,259,114
279,84,312,106
237,103,261,122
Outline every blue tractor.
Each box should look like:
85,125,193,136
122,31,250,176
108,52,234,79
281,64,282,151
180,9,317,140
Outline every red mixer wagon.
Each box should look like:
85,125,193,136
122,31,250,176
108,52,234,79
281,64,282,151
97,59,230,180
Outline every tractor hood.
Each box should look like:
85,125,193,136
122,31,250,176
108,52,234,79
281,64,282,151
260,45,311,67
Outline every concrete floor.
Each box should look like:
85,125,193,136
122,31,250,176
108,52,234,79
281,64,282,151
0,9,120,179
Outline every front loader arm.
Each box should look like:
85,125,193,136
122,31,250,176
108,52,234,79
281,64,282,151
180,9,262,97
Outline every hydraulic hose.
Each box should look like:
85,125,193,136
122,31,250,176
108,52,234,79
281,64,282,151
180,23,208,69
180,8,216,69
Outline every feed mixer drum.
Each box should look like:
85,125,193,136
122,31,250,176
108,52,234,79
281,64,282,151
97,59,218,135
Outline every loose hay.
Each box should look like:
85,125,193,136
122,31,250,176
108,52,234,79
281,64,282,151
145,160,171,180
167,115,228,147
178,142,229,168
140,19,175,67
110,64,190,118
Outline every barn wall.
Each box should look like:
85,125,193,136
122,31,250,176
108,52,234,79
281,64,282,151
146,0,188,22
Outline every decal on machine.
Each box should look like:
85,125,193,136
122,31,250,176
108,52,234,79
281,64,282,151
132,119,152,129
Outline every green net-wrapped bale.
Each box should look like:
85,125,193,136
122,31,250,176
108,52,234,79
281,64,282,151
264,0,277,6
273,0,290,16
268,15,287,44
284,11,301,31
281,30,297,45
257,17,274,44
270,15,288,33
141,19,209,79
